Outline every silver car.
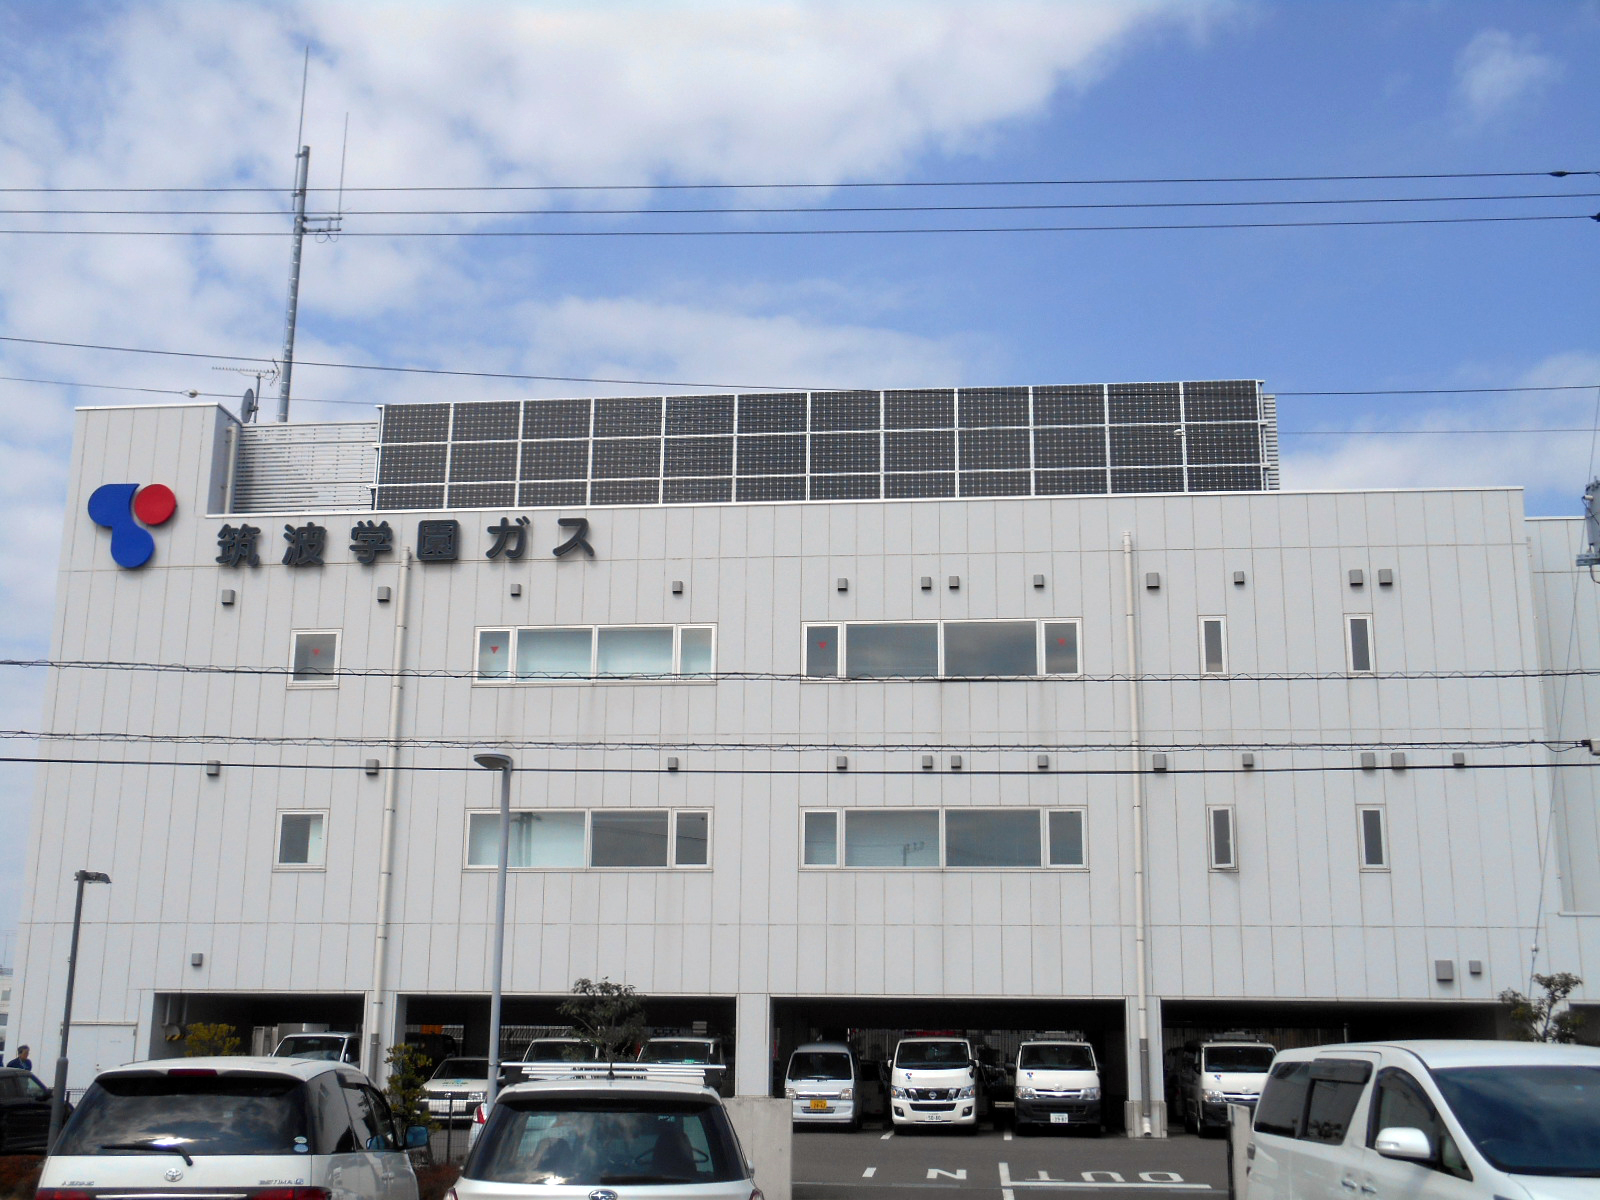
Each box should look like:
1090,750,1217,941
455,1069,763,1200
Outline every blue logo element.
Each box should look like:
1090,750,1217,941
88,482,177,568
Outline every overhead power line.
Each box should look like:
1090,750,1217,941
7,190,1596,218
0,168,1591,195
3,729,1581,753
2,334,1597,402
0,213,1591,237
2,753,1592,778
4,656,1600,686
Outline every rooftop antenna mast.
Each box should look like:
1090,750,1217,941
276,47,343,422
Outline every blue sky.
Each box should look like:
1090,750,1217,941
0,0,1596,934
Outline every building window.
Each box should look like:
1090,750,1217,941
802,619,1083,679
475,625,716,680
1347,615,1374,673
803,811,839,865
466,810,709,868
1046,809,1087,867
1200,617,1227,675
289,631,339,686
276,812,326,868
1208,805,1237,870
1358,806,1388,869
805,808,1088,869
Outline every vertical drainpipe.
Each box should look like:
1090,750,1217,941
1122,531,1153,1136
367,546,413,1081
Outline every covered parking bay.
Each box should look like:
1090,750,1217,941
772,996,1128,1127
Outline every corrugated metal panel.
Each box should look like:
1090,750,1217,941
233,421,376,512
1260,393,1280,490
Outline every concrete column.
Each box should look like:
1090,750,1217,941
734,992,772,1097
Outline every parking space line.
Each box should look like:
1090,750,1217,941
1003,1130,1014,1141
881,1129,895,1139
864,1167,877,1177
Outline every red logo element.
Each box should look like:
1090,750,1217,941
132,484,177,526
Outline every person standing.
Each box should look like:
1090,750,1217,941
5,1045,32,1071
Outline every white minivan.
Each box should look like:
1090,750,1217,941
1013,1039,1103,1134
1239,1039,1600,1200
37,1056,427,1200
889,1037,980,1130
785,1042,861,1130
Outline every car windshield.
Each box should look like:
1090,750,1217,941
276,1036,347,1061
1204,1046,1276,1072
641,1041,715,1064
788,1053,852,1081
431,1059,489,1080
1433,1065,1600,1177
1020,1044,1095,1071
55,1074,309,1157
525,1041,595,1062
896,1042,970,1068
467,1096,746,1186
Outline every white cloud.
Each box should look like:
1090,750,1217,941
1279,351,1600,517
1453,28,1561,122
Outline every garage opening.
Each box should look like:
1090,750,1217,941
148,991,366,1060
772,996,1127,1129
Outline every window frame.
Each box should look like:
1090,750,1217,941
274,809,328,870
1346,614,1375,674
473,624,718,683
801,618,1085,680
1207,804,1238,871
1200,615,1228,675
801,807,1089,870
1358,805,1389,870
288,629,341,688
463,808,712,870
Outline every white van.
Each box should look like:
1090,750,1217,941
1175,1035,1276,1135
1013,1039,1102,1134
889,1037,980,1130
274,1030,361,1064
1237,1039,1600,1200
37,1057,427,1200
785,1042,861,1130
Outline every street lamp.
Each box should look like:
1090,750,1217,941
472,750,513,1110
48,869,111,1151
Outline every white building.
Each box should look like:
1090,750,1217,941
12,383,1599,1130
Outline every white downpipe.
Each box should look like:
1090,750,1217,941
1123,531,1153,1137
367,546,413,1081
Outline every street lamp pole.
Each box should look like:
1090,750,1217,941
48,869,110,1151
472,751,513,1111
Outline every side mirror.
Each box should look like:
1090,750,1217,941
1374,1127,1433,1162
404,1125,431,1150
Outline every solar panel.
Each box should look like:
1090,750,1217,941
368,382,1270,511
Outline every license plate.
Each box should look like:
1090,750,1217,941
810,1099,829,1110
1050,1113,1073,1124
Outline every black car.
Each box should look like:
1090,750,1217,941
0,1067,61,1154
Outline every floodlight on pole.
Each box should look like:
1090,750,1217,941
472,750,513,1109
48,869,111,1151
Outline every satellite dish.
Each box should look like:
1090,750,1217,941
241,387,258,424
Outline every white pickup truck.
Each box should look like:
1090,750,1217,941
1229,1039,1600,1200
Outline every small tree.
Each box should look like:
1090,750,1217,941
558,977,646,1062
183,1022,242,1057
1499,972,1586,1043
385,1043,436,1134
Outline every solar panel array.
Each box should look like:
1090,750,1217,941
373,380,1272,509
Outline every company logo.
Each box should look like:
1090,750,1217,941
87,483,177,568
163,1167,184,1182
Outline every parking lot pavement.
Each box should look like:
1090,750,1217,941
793,1127,1230,1199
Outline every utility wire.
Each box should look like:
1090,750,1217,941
5,729,1582,753
3,334,1598,401
2,753,1592,778
0,168,1591,194
5,657,1600,685
8,190,1596,218
0,213,1591,236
